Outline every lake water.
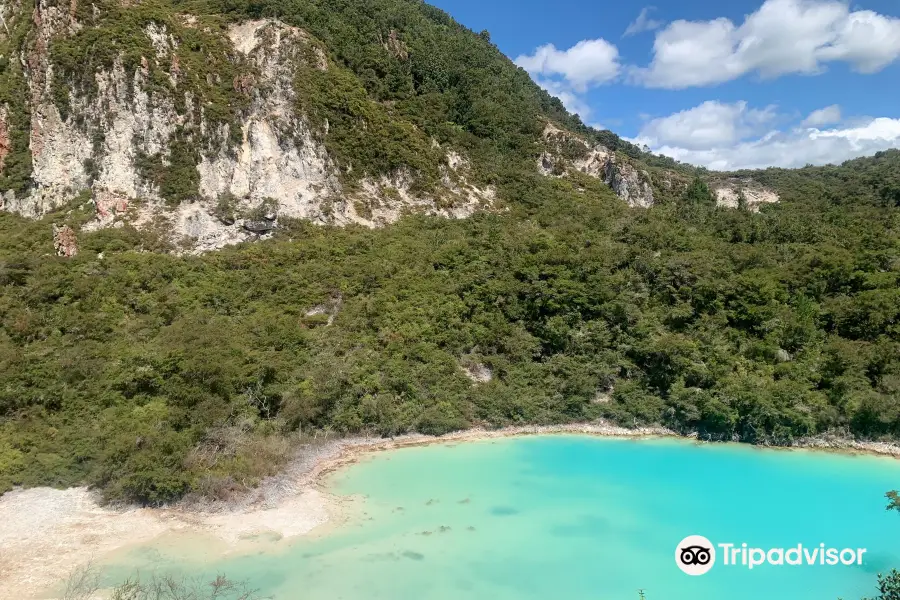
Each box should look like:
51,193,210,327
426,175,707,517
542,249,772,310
104,436,900,600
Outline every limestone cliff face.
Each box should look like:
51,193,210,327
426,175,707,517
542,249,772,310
196,20,339,223
0,2,494,252
538,124,655,208
0,1,698,251
5,0,90,217
712,178,780,212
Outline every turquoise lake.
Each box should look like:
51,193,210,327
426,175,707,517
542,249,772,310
107,436,900,599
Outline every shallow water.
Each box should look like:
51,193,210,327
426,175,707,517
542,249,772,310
105,436,900,599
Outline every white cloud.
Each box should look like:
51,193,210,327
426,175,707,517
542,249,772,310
632,101,900,170
802,104,842,126
516,38,620,123
515,38,621,92
634,0,900,89
637,101,777,150
624,7,665,37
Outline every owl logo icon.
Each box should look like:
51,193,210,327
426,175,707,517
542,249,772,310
676,535,716,575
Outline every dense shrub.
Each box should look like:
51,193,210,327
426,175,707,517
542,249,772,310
0,0,897,504
0,151,898,502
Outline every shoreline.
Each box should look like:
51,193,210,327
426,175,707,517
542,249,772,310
2,423,899,599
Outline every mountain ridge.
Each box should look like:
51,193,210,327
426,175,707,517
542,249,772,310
0,0,721,252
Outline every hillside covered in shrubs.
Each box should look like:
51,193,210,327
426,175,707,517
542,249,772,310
0,0,897,505
1,149,899,503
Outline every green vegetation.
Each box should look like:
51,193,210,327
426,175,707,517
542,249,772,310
1,150,899,504
243,0,695,194
44,0,254,203
0,0,36,195
49,0,250,129
0,0,898,506
294,58,444,190
865,572,900,600
135,127,202,206
15,0,688,202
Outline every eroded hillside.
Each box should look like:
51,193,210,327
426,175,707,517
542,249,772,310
0,1,512,250
0,0,728,252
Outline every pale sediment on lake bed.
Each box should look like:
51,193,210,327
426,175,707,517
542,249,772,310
0,423,673,599
0,486,330,599
1,423,898,599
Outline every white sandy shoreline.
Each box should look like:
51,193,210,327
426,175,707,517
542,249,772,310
1,423,898,599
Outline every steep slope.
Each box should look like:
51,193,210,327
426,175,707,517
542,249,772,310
0,1,511,250
0,0,694,252
1,148,897,504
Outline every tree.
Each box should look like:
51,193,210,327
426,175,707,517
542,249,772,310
860,571,900,600
683,177,715,206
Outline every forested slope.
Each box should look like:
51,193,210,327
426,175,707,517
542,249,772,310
2,149,898,503
0,0,897,505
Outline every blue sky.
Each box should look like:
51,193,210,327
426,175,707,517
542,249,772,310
428,0,900,170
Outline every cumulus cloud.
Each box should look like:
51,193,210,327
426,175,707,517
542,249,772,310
802,104,842,126
515,39,621,92
633,0,900,88
624,7,665,37
515,38,620,123
632,101,900,170
636,101,778,150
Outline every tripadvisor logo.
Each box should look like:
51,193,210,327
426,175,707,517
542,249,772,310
675,535,867,576
676,535,716,576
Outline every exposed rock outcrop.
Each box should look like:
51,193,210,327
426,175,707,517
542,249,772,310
380,29,409,61
304,291,343,326
346,155,495,227
712,179,780,212
0,105,10,173
243,219,275,234
538,124,655,208
196,20,340,225
14,0,87,217
0,10,496,253
52,223,76,257
462,362,492,384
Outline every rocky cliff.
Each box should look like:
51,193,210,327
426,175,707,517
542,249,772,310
711,178,781,211
0,0,499,251
0,0,778,253
538,124,657,208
